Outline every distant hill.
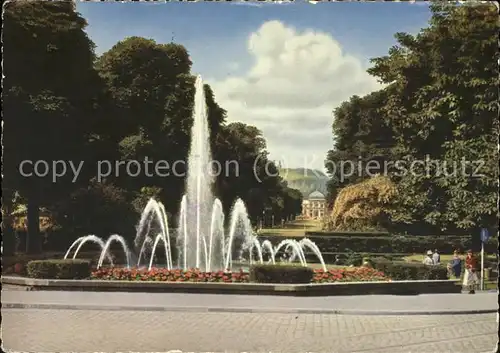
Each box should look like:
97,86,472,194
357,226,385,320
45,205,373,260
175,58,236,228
280,168,329,197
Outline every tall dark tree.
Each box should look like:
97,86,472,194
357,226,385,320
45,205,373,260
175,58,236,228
3,1,101,253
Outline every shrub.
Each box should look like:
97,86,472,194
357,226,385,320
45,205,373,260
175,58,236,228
344,251,363,266
27,259,91,279
249,264,314,284
371,259,448,280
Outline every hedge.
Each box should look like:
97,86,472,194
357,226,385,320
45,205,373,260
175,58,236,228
249,264,314,284
305,231,390,237
259,234,497,254
26,259,92,279
370,258,448,280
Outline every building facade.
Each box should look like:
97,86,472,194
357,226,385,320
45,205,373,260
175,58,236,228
302,191,327,219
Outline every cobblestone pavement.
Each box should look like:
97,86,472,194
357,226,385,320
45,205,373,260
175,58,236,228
2,308,498,352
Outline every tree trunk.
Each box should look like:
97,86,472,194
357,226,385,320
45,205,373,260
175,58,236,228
26,197,42,254
1,190,16,256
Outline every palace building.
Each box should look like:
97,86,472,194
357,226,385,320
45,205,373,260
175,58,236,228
301,191,327,219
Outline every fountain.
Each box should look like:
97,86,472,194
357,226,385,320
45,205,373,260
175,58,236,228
64,235,114,265
63,75,327,273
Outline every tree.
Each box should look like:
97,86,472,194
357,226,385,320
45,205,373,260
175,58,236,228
325,3,498,234
325,89,395,207
3,1,101,253
54,180,137,245
368,3,498,233
95,37,195,214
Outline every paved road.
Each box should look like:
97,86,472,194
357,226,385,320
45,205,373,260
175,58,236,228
2,290,498,314
2,290,499,352
2,308,497,352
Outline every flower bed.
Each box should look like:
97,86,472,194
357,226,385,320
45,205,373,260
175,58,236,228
91,268,250,283
91,267,387,283
313,267,387,283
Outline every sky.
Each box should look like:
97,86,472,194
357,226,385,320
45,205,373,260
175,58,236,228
76,1,433,171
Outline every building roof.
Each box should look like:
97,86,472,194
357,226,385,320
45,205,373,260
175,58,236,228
308,191,325,200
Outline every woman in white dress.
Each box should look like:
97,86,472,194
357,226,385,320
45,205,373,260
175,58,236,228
463,249,479,294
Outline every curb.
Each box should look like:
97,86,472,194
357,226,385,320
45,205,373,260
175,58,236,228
1,276,463,296
3,302,497,316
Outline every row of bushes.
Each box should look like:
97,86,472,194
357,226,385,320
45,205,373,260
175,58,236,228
368,258,449,280
19,259,447,283
21,259,387,283
25,259,92,279
259,234,498,254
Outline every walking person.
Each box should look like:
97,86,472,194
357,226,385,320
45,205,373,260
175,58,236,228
463,249,479,294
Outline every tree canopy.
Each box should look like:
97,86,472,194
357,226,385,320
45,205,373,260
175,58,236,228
325,3,498,235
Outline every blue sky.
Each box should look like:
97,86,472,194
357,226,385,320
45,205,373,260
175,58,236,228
76,1,433,171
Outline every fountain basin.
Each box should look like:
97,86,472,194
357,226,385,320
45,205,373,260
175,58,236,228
1,276,461,296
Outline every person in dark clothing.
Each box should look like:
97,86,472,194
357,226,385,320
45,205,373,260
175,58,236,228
447,250,462,278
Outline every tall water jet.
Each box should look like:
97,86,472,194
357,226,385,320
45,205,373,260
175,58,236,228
185,75,214,269
178,195,188,269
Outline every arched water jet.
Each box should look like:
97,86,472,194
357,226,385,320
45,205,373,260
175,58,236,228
148,233,170,270
135,199,160,250
64,235,114,265
224,199,253,270
157,202,173,269
97,234,132,269
249,237,264,265
274,239,306,267
261,240,276,264
299,238,327,271
137,237,153,267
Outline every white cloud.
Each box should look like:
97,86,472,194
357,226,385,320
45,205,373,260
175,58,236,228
210,21,382,171
227,62,240,71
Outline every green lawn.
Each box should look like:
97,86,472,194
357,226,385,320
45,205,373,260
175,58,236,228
403,253,497,263
258,219,322,237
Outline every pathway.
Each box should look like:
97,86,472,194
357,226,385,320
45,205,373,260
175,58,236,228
2,290,498,352
2,290,497,314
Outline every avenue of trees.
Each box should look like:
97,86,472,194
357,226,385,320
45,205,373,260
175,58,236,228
325,3,498,236
2,1,302,254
